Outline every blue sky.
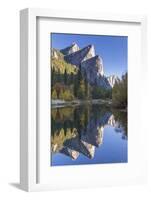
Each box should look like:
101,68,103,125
51,33,127,78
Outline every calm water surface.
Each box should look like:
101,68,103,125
51,104,127,166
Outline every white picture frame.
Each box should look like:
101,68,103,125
20,8,147,192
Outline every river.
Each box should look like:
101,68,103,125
51,104,127,166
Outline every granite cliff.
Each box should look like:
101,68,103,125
52,43,119,89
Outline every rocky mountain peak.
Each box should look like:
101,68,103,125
64,45,95,66
107,75,119,88
52,43,118,89
72,42,79,47
83,44,95,60
60,43,80,55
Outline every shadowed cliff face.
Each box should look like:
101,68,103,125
51,105,127,161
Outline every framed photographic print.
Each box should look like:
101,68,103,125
20,8,147,191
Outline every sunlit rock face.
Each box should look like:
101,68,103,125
60,42,80,55
64,45,95,66
107,75,119,88
51,48,58,59
81,55,112,89
81,55,104,78
63,45,113,89
83,44,95,61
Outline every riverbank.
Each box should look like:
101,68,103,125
51,99,112,108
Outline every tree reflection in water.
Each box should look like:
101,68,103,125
51,105,127,162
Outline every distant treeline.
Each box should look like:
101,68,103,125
112,73,127,109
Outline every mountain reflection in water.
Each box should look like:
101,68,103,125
51,105,127,166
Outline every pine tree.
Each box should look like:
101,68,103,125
83,70,89,99
70,72,74,85
73,74,78,98
112,72,127,108
59,89,64,100
74,65,83,99
64,69,67,85
77,65,82,85
51,68,55,87
52,89,57,100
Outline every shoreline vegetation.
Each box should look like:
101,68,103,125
51,72,127,110
51,99,127,112
51,99,112,106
